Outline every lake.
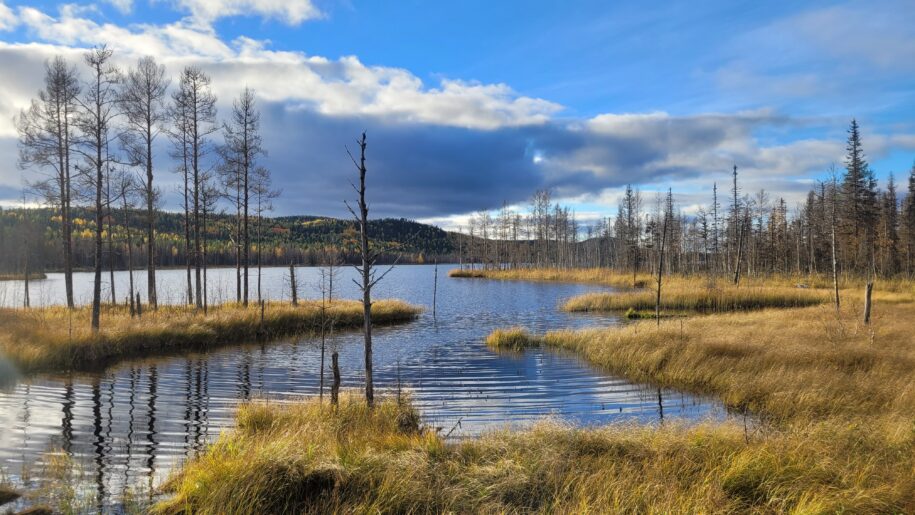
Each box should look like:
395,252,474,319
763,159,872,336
0,265,728,510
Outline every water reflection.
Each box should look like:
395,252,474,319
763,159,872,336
0,265,730,509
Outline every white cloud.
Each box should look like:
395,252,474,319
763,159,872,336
105,0,135,15
7,5,560,132
0,1,18,31
1,3,912,218
171,0,323,25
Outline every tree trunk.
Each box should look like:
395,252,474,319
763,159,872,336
124,196,135,315
146,131,157,310
290,262,298,306
354,132,374,406
331,351,340,406
863,282,873,324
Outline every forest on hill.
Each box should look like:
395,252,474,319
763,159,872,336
0,207,456,273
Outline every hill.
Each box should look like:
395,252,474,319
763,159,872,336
0,207,456,273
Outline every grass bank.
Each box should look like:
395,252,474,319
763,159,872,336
155,394,915,514
451,267,842,314
563,284,826,313
449,267,654,288
0,299,422,374
537,300,915,422
475,290,915,511
0,272,47,281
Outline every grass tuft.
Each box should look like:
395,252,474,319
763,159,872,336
484,326,541,351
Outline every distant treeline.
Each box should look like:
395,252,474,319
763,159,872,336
454,120,915,280
0,207,456,273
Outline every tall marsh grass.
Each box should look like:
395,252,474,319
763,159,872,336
563,285,827,313
0,272,48,281
0,299,422,373
540,298,915,422
154,394,915,514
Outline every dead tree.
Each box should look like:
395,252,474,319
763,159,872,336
830,173,841,312
733,206,749,286
121,56,169,310
345,132,394,407
77,46,121,332
221,88,264,307
863,281,873,324
117,172,137,314
656,189,672,326
170,66,217,310
289,262,298,306
17,56,80,309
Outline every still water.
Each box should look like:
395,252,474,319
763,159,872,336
0,265,728,509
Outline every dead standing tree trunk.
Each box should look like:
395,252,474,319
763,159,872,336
733,206,749,286
830,176,841,312
656,189,671,326
863,281,873,324
345,131,395,408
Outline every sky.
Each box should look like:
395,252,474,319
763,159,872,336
0,0,913,228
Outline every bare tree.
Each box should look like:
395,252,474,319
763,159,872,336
170,66,217,310
115,171,138,313
75,46,121,332
252,166,278,303
17,56,81,309
345,132,394,407
169,89,194,305
120,56,169,310
200,170,220,313
655,189,672,326
222,87,264,306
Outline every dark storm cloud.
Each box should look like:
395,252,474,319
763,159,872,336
251,106,793,219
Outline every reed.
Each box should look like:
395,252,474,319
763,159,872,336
0,299,422,374
154,394,915,514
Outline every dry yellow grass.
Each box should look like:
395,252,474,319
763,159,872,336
563,284,827,313
154,394,915,514
450,266,915,294
484,326,541,351
449,267,655,287
152,272,915,513
542,300,915,422
0,299,422,373
0,272,47,281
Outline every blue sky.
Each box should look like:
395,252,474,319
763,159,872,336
0,0,913,226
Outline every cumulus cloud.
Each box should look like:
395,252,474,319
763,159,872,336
1,3,912,220
104,0,134,14
171,0,322,25
0,1,17,31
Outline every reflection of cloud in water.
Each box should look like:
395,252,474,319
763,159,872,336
0,265,730,508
